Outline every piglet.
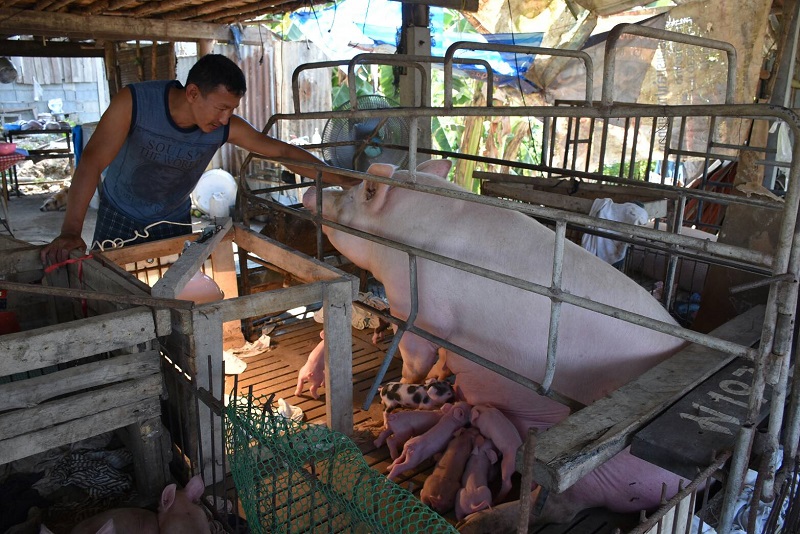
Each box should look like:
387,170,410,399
158,474,210,534
379,378,455,412
470,404,522,502
455,434,499,520
387,401,472,480
295,332,325,399
374,409,444,459
420,427,479,513
69,509,156,534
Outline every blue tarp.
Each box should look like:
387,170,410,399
290,0,543,92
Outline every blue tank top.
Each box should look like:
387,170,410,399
101,80,229,223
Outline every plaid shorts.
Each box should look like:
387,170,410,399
92,198,193,250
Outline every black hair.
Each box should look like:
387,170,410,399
186,54,247,97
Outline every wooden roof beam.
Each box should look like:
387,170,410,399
0,38,105,56
78,0,146,16
161,0,258,21
130,0,197,18
205,0,306,23
0,7,268,44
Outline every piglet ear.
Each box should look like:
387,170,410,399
470,409,480,425
160,483,177,512
439,402,453,414
486,450,499,465
184,474,205,503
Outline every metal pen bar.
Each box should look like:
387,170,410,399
268,155,776,269
443,41,594,106
541,220,566,394
315,216,757,360
602,23,737,105
360,254,420,410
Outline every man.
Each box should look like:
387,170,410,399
41,53,353,263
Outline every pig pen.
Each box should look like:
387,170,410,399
0,234,172,532
232,24,800,534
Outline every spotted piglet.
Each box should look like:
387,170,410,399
379,378,455,412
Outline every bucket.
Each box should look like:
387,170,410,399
0,311,21,335
208,191,230,218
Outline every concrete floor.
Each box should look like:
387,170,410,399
3,190,96,247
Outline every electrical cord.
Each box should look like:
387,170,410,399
92,220,203,252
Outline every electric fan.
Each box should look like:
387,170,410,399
321,95,410,172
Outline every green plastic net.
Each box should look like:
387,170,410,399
225,394,458,534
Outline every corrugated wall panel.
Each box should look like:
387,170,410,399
16,56,98,85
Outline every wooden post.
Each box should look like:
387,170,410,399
209,235,244,348
150,41,158,81
198,39,214,57
323,278,353,434
103,41,120,97
192,306,225,481
135,41,144,82
118,415,170,503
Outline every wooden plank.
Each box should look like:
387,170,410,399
0,307,157,376
323,279,354,435
482,181,668,220
0,280,192,311
152,218,232,299
206,282,327,323
0,8,271,45
0,373,162,440
191,306,225,478
482,181,595,213
209,235,243,347
630,356,771,478
475,170,677,201
78,256,171,335
233,224,357,292
99,234,188,265
0,350,160,410
0,243,43,275
118,416,169,503
0,397,161,465
529,305,765,492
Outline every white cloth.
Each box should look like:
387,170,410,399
313,291,389,330
691,449,787,534
581,198,649,265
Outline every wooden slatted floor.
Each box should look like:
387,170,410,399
223,317,639,533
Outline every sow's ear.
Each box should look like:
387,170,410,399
363,163,396,211
416,159,452,178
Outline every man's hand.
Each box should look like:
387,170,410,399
40,233,87,265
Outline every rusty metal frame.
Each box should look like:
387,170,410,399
236,29,800,534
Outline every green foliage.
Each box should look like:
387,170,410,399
329,64,396,108
602,159,653,181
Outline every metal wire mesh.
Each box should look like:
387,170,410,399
225,394,458,534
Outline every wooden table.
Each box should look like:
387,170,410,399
3,128,74,196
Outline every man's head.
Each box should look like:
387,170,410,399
186,54,246,97
185,54,246,132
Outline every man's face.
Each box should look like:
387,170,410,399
188,84,241,133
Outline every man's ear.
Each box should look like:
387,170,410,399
185,83,202,103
